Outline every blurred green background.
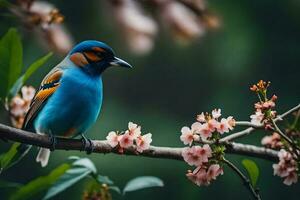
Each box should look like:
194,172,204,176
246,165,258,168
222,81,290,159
0,0,300,199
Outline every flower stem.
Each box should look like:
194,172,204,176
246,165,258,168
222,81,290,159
222,158,261,200
270,119,300,156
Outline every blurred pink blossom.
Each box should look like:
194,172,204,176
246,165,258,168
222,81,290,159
261,132,283,149
161,1,205,42
21,85,35,101
272,149,298,185
112,0,157,55
27,1,73,54
9,86,36,128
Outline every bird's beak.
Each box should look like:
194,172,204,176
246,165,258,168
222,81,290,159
109,57,132,68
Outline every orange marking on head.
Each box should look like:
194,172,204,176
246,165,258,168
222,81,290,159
63,127,77,138
83,51,102,62
43,71,63,84
70,52,89,67
92,47,105,52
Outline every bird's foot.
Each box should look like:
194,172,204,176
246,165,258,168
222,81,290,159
81,135,94,154
49,134,57,151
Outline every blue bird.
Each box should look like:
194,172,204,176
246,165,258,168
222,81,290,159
22,40,132,167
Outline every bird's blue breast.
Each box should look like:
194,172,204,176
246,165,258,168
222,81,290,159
34,66,103,137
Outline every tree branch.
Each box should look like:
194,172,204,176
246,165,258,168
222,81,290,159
0,123,278,162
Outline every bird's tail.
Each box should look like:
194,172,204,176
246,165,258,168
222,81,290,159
36,148,51,167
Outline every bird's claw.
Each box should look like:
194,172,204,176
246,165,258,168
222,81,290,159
81,135,94,154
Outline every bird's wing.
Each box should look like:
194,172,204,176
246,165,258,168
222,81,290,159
22,66,64,130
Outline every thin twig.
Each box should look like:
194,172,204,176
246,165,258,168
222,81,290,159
271,119,300,155
0,123,278,162
222,158,261,200
277,103,300,120
235,121,262,128
221,104,300,142
220,127,254,143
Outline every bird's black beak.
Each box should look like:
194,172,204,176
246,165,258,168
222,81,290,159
109,57,132,68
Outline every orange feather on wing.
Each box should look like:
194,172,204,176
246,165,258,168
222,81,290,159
22,69,63,129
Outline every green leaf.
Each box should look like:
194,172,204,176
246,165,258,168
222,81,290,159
97,175,114,185
0,180,22,189
0,28,23,102
242,159,259,187
0,143,20,173
123,176,164,194
9,52,52,98
42,157,96,200
43,167,92,200
0,143,32,173
72,158,97,174
10,163,70,200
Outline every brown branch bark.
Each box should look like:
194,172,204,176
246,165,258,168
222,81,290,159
0,123,278,162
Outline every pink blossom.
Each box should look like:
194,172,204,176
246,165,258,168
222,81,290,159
278,149,292,161
136,133,152,152
198,123,212,139
212,109,221,119
207,164,224,180
182,145,212,166
182,147,202,166
273,163,290,177
226,116,235,130
119,132,134,148
261,132,282,149
106,131,119,148
197,144,212,163
180,122,201,145
187,167,209,186
261,135,273,146
195,168,210,186
127,122,141,139
207,119,218,132
283,171,298,185
196,112,206,122
21,86,36,101
180,127,194,145
186,170,197,183
216,118,230,134
262,100,275,109
187,164,223,187
250,110,264,126
273,149,298,185
191,122,202,133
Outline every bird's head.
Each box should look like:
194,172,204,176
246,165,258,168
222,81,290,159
68,40,132,75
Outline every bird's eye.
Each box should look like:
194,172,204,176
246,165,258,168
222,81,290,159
95,51,105,58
